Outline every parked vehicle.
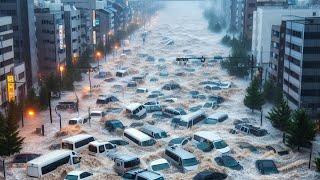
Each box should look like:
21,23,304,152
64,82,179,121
193,170,227,180
208,95,224,104
148,158,170,172
56,101,78,111
235,124,268,137
162,83,181,90
62,134,95,152
123,128,156,147
168,136,191,147
159,70,169,77
96,95,119,104
125,103,147,119
68,117,88,125
136,88,148,93
144,101,162,112
163,97,178,103
130,122,144,128
122,168,146,180
105,120,125,132
12,153,41,163
88,141,116,156
204,84,221,91
164,146,199,173
266,145,289,156
202,101,218,109
163,107,184,118
193,131,230,154
132,76,144,83
108,139,129,146
206,113,228,123
255,160,279,175
136,170,164,180
89,110,105,121
172,111,206,128
214,155,243,170
27,150,81,178
116,69,128,77
139,125,168,139
64,170,93,180
113,155,140,175
150,77,158,82
127,81,137,88
189,105,202,112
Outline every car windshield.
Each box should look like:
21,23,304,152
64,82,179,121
262,161,278,173
183,158,198,167
112,121,123,128
161,132,168,138
65,175,78,180
152,163,170,171
214,140,228,149
124,159,140,168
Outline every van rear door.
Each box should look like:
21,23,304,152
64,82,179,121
27,164,39,177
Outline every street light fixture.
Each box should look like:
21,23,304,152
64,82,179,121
96,51,102,72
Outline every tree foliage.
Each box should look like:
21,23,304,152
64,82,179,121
316,153,320,172
0,101,24,156
266,99,291,131
263,79,283,105
287,109,316,150
244,76,265,112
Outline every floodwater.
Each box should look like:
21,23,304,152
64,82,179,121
9,1,319,180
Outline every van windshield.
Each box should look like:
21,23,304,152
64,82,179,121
183,158,198,167
62,142,73,150
65,175,78,180
214,140,228,149
152,163,170,171
124,158,140,168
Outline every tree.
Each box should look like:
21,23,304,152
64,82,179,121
315,153,320,172
0,102,24,156
287,109,316,151
263,79,275,102
244,76,265,112
266,99,291,131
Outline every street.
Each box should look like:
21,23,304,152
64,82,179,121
11,1,318,179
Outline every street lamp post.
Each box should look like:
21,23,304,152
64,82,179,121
59,65,64,92
96,51,101,72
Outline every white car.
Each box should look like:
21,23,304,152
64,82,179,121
149,158,170,172
64,171,93,180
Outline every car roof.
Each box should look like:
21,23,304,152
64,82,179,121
141,125,164,134
166,146,195,159
115,154,138,161
69,117,82,121
150,158,169,167
91,110,102,114
126,103,142,111
89,140,111,147
28,150,72,166
208,112,227,118
194,131,222,142
137,171,162,179
62,134,93,143
124,128,153,142
67,170,87,176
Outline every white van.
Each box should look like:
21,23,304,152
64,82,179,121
172,111,206,128
164,146,199,173
139,125,168,139
125,103,147,119
68,117,89,125
206,112,228,123
90,110,105,121
114,154,140,175
62,134,95,152
88,141,116,156
116,69,128,77
123,128,156,147
27,150,81,178
193,131,230,154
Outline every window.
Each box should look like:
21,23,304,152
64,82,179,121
41,156,70,175
80,172,92,179
0,46,12,55
286,55,300,67
304,47,320,54
123,158,140,168
99,145,105,153
75,137,94,148
302,75,320,82
124,132,140,145
105,144,114,149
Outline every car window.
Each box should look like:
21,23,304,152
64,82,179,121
99,145,105,153
182,139,188,145
80,172,92,179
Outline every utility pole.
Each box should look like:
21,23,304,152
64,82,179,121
48,92,53,124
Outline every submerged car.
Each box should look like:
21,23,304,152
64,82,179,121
64,171,93,180
149,158,170,172
105,120,125,132
108,139,129,146
255,160,279,175
214,155,243,170
193,170,227,180
168,136,191,147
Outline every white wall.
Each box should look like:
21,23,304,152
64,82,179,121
251,7,320,65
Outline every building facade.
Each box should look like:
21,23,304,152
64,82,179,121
35,8,66,75
283,17,320,116
0,0,38,89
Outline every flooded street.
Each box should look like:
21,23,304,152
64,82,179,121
11,1,319,180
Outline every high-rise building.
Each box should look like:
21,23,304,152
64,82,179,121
283,17,320,116
0,16,27,107
0,0,39,89
35,8,66,75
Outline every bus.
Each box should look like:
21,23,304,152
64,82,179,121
27,150,80,178
62,134,95,152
